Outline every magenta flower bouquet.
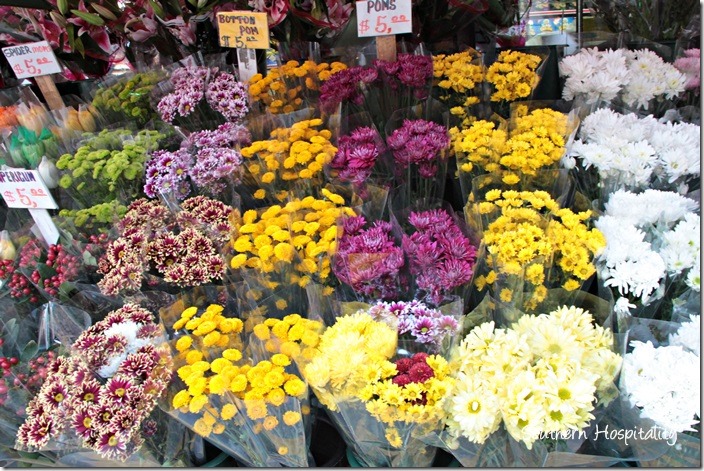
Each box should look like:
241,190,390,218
400,208,478,305
319,51,434,136
333,215,406,301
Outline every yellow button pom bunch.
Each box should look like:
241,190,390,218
240,118,337,201
250,313,323,360
450,120,508,174
229,189,356,287
171,305,311,446
248,60,347,114
471,190,605,311
486,50,542,102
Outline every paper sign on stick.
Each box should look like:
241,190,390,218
356,0,412,37
29,209,60,246
217,12,270,49
2,41,62,79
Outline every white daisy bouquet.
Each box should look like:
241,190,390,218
559,48,687,114
594,189,700,321
619,315,701,466
420,304,672,466
564,108,701,207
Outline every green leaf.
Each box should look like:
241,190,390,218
66,23,76,51
82,251,97,266
70,9,105,26
148,0,165,18
37,264,57,280
91,3,118,21
57,0,68,14
58,282,75,300
74,37,85,57
20,340,38,363
4,318,18,344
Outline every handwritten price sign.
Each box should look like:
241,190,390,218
217,12,270,49
0,170,58,210
2,41,62,79
356,0,412,37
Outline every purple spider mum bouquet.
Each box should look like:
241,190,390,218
14,304,188,465
144,122,251,202
368,299,462,357
385,101,451,209
333,215,406,302
97,197,234,297
327,112,393,202
155,64,249,132
319,49,434,137
395,206,479,306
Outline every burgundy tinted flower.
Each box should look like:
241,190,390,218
395,358,413,374
408,361,434,383
73,407,97,439
97,429,128,461
41,381,68,409
103,376,134,405
392,373,412,387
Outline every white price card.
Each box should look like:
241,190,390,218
356,0,412,37
2,41,62,79
0,169,58,209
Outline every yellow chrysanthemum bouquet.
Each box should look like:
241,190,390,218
160,294,321,466
297,309,454,466
466,185,606,313
451,105,577,202
424,305,623,466
228,188,357,319
239,117,338,203
248,60,347,115
432,48,485,127
485,49,546,118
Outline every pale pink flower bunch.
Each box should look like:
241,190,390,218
674,49,701,92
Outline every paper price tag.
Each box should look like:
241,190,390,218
356,0,412,37
2,41,62,79
217,12,270,49
0,169,58,209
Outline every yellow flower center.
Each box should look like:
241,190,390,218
557,388,571,400
468,400,481,413
54,393,64,402
83,417,92,428
115,387,126,397
84,392,94,401
108,435,119,447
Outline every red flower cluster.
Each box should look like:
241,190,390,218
391,352,435,403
